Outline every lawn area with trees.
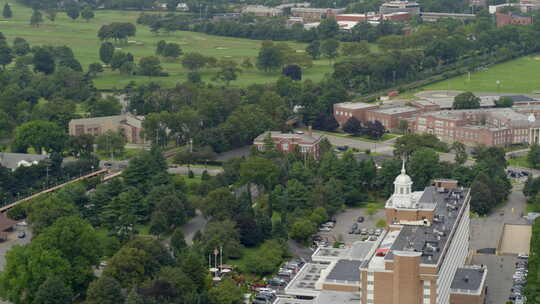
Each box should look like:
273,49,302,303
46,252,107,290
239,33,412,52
425,54,540,94
0,2,337,89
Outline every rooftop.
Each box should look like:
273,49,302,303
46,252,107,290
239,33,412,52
316,291,361,304
0,152,48,170
370,106,418,115
385,186,470,265
312,241,376,262
254,131,324,144
326,260,363,282
285,263,328,297
450,266,487,294
335,102,378,110
69,114,144,128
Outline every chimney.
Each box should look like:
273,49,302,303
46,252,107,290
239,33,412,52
308,125,313,137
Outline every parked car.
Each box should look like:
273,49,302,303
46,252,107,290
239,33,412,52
360,228,368,235
319,226,331,232
518,254,529,259
354,228,362,235
375,229,383,236
322,222,335,228
357,216,365,223
268,278,286,286
17,231,26,239
348,227,356,234
368,229,375,235
352,223,358,230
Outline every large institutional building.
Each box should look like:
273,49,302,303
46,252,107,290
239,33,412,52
334,92,540,147
279,166,487,304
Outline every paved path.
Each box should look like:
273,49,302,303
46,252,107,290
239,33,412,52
181,210,207,246
0,225,31,271
168,166,223,176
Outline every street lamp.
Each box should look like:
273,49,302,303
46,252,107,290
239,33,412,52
496,80,501,93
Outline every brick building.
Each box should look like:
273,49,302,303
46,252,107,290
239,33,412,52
291,7,346,19
333,102,380,126
68,114,145,144
359,165,486,304
241,5,283,16
366,106,419,130
414,108,540,146
253,130,324,159
496,11,533,27
379,1,421,15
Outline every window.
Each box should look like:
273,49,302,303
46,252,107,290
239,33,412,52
282,143,289,151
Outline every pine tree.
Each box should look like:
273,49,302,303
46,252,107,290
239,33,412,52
3,3,12,19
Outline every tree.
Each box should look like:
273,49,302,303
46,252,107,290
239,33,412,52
170,227,187,255
214,59,241,85
187,71,201,83
98,23,136,44
110,51,133,70
256,41,284,72
95,130,126,157
99,42,115,64
282,64,301,81
239,156,280,191
289,218,316,243
45,8,57,22
408,148,440,190
156,40,167,56
241,58,253,69
343,117,362,135
66,4,80,21
81,6,94,22
197,220,242,259
12,120,66,154
495,96,513,108
306,40,320,59
88,62,104,77
0,43,13,69
341,41,370,56
103,247,149,288
162,42,182,58
202,187,238,220
318,17,340,39
33,276,73,304
181,52,207,71
33,47,55,74
12,37,30,56
3,3,12,19
87,96,122,117
451,141,468,165
30,9,43,27
86,276,125,304
137,56,164,77
528,145,540,169
321,39,340,63
453,91,480,109
0,245,71,304
363,120,385,140
208,278,244,304
470,175,493,215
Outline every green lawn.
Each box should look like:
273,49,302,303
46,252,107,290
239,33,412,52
507,154,532,168
310,129,398,143
0,2,337,89
424,55,540,93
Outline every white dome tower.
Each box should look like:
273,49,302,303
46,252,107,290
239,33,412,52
392,159,413,208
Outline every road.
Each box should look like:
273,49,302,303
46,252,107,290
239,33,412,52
168,166,223,176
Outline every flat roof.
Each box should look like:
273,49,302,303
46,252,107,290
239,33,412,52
385,186,470,265
316,291,361,304
335,102,378,110
369,106,418,115
312,241,375,262
326,260,362,282
276,298,314,304
451,266,486,292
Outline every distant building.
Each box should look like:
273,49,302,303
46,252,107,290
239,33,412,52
68,114,145,144
379,1,421,15
335,12,411,22
212,13,241,22
496,11,533,27
291,7,346,19
420,12,476,22
253,130,323,159
333,102,379,126
366,106,419,130
333,101,420,130
0,152,48,171
241,5,283,17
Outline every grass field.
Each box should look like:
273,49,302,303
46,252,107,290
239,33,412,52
424,55,540,94
0,2,338,89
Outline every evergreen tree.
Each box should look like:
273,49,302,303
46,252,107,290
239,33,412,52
30,9,43,27
3,3,12,19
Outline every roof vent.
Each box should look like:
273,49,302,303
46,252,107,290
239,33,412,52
464,275,469,283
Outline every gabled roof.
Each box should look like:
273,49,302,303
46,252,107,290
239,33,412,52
0,152,48,170
0,213,18,232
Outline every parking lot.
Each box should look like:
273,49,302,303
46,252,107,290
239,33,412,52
316,207,386,245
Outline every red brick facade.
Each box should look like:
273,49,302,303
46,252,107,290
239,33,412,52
496,12,533,27
253,131,323,159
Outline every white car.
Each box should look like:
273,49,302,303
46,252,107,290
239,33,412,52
322,222,335,228
319,226,331,232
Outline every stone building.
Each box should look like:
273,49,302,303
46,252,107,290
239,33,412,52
253,129,324,159
379,1,421,15
68,114,145,144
